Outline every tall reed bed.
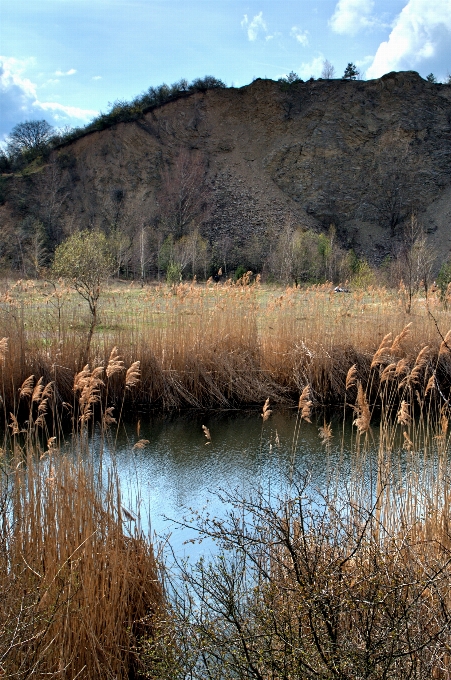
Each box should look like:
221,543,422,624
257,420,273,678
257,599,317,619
156,334,451,679
0,348,163,679
0,277,450,411
2,301,451,676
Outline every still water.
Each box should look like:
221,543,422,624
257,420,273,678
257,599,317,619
91,409,358,557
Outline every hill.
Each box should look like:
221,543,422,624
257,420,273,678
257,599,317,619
1,70,450,278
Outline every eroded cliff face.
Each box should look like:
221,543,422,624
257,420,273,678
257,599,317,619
1,70,451,264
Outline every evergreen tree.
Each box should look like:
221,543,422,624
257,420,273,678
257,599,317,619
343,63,359,80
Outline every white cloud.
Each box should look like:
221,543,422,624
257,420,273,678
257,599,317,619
41,78,60,87
290,26,309,46
356,55,374,69
329,0,375,35
36,100,97,121
297,55,325,80
241,12,267,41
366,0,451,78
0,56,96,138
92,75,102,80
55,68,77,76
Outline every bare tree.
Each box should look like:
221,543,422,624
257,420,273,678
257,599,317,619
36,157,69,246
158,148,211,239
321,59,335,79
398,215,435,313
110,227,133,278
213,233,234,278
156,475,451,679
360,133,414,236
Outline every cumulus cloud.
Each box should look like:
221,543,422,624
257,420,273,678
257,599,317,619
297,55,325,80
36,100,97,121
290,26,309,46
241,12,267,41
55,68,77,76
92,75,102,80
329,0,376,35
0,57,39,138
0,57,96,139
366,0,451,78
355,55,374,75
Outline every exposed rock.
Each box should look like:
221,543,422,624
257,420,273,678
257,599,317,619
1,71,450,263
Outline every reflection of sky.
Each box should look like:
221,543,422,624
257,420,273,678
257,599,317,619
91,409,360,561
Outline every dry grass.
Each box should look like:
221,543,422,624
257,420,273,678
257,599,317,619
0,349,163,679
164,339,451,679
0,277,450,412
0,450,162,679
2,298,451,675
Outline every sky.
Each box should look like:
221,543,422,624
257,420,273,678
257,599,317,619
1,0,451,140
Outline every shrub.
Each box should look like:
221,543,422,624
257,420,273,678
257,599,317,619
234,264,248,281
166,261,182,284
437,257,451,301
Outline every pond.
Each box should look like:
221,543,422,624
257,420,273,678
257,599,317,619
90,408,364,558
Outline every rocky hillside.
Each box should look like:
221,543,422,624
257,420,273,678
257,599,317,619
1,70,451,271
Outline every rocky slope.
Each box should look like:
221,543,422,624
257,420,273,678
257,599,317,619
1,70,451,266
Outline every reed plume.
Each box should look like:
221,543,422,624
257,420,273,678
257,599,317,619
261,398,272,422
403,430,414,450
390,323,412,353
397,400,411,426
133,438,150,449
106,346,125,378
380,362,397,383
125,361,141,389
318,420,333,446
0,337,8,363
345,364,357,390
299,385,312,423
353,381,371,433
19,375,34,400
407,345,429,386
425,375,435,395
439,330,451,356
370,332,392,369
31,376,44,403
202,424,212,444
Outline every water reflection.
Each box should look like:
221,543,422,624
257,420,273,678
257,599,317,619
92,409,357,557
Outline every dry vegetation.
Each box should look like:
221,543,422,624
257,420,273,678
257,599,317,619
0,349,163,679
154,337,451,679
0,277,451,413
2,278,451,677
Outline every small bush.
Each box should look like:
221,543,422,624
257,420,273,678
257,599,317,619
166,261,182,284
234,265,247,281
437,257,451,301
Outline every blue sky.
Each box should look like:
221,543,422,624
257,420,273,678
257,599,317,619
1,0,451,140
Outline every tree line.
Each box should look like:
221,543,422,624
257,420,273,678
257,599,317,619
0,139,448,301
